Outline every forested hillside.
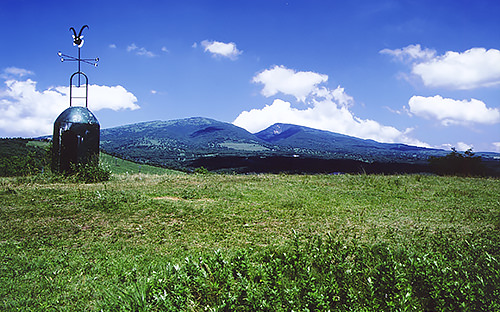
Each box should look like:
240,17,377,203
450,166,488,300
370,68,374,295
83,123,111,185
0,139,50,176
100,117,500,175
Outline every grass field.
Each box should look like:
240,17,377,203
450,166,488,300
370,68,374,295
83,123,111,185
99,153,181,175
1,172,499,311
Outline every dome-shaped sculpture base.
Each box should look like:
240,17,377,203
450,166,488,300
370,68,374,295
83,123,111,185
52,106,100,173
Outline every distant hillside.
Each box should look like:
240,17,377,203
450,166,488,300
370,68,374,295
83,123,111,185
100,117,273,169
100,117,459,173
254,123,443,162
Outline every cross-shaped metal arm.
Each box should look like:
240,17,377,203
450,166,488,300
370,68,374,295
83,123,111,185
57,51,99,67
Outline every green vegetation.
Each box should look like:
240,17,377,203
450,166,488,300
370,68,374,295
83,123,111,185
0,139,177,181
69,159,112,184
0,138,50,176
100,118,444,173
100,153,180,175
429,148,486,176
1,173,499,310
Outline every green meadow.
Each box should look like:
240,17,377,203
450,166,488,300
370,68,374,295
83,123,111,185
1,172,499,311
99,153,181,176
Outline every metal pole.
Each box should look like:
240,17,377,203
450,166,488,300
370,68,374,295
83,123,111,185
78,48,81,87
69,74,72,106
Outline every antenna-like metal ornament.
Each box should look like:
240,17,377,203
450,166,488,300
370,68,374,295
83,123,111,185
70,25,88,47
57,25,99,88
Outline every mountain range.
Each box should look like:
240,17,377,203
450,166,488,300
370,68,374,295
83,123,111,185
99,117,499,174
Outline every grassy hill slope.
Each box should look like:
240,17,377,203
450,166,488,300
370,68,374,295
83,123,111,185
100,152,181,175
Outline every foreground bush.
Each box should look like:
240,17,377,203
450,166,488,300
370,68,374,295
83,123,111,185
70,161,111,183
101,231,500,311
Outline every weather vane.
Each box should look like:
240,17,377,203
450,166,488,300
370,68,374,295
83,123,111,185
52,25,101,175
57,25,99,88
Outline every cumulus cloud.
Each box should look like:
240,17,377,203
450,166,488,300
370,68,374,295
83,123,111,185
253,65,328,102
408,95,500,126
380,44,436,63
437,142,476,152
493,142,500,152
382,45,500,89
201,40,242,60
1,67,34,79
456,142,473,151
234,98,424,146
0,75,139,137
127,43,157,57
412,48,500,89
234,65,427,146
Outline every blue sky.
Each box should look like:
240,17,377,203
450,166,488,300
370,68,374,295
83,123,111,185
1,0,499,152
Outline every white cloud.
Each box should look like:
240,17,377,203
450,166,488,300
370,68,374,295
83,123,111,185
235,67,427,146
456,142,473,151
408,95,500,125
0,77,139,137
161,46,169,53
413,48,500,89
234,98,426,146
109,44,117,49
380,44,436,62
438,142,476,152
383,45,500,89
493,142,500,152
1,67,34,78
253,65,328,102
201,40,242,60
127,43,157,57
126,43,138,52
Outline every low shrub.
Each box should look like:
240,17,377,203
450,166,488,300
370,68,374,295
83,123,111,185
70,161,111,183
100,231,500,311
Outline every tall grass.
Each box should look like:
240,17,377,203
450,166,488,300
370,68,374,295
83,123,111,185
101,231,500,311
0,173,499,310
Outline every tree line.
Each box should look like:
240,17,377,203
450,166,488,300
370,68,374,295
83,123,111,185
0,138,496,177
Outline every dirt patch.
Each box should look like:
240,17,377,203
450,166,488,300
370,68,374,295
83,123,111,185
153,196,183,201
152,196,214,202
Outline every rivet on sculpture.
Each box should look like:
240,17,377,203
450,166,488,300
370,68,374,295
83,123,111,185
52,25,100,173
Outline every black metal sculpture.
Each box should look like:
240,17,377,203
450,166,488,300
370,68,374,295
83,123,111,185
58,25,99,88
70,25,88,47
52,25,100,173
